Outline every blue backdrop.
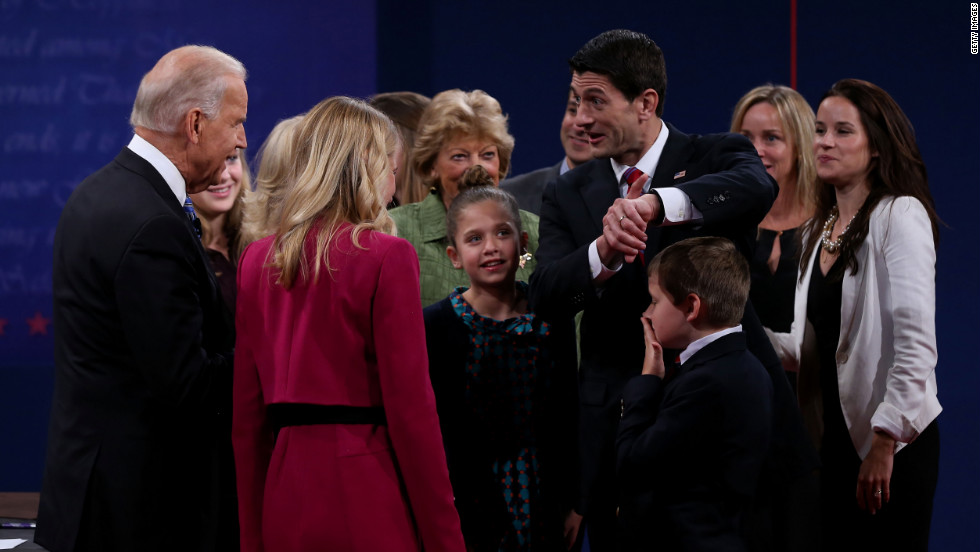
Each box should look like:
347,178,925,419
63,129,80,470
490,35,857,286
1,1,977,549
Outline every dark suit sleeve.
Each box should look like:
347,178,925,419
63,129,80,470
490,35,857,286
114,213,230,408
528,177,595,320
616,373,718,484
674,133,776,229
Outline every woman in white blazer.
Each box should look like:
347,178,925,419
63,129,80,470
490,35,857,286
767,79,940,551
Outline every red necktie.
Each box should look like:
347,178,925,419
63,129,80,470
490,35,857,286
623,167,647,264
623,166,645,199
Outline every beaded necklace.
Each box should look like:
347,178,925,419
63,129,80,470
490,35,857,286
820,205,859,254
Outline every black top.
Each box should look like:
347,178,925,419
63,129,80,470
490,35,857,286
750,227,799,333
806,256,851,457
205,248,236,317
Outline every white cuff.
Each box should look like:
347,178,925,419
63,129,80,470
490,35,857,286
589,239,621,283
655,187,702,225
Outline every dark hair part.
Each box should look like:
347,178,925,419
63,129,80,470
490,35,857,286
445,172,522,248
800,78,940,282
647,237,749,327
569,29,667,117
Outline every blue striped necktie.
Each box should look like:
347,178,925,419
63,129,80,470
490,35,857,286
183,197,201,238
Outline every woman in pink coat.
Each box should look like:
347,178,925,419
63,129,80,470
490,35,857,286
233,96,465,552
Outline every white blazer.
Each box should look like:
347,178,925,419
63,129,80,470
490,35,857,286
767,196,940,458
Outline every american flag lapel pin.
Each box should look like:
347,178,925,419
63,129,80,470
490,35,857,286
673,170,686,179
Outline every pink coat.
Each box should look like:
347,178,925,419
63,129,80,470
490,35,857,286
233,224,465,552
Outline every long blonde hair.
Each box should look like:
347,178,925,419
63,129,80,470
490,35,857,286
730,84,817,213
239,114,304,252
271,97,397,288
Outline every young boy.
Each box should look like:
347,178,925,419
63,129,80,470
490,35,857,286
616,236,773,551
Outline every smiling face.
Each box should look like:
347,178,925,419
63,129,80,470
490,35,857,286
643,273,693,350
186,76,248,194
189,149,243,219
560,91,594,167
814,96,873,190
739,102,796,187
569,71,646,165
432,134,500,208
447,199,524,293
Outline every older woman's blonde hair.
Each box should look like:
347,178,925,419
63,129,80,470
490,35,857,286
731,84,817,212
239,114,305,253
271,97,397,288
401,89,515,205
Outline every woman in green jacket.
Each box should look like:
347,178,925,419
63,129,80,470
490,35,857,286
391,89,539,308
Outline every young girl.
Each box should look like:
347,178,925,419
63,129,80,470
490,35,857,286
423,178,582,552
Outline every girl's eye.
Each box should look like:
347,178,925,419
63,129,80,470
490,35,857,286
815,128,825,135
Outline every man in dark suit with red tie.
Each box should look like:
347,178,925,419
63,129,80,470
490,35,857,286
36,45,247,552
529,29,816,551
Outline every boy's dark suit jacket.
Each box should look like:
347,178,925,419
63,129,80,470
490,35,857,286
528,124,817,546
616,332,773,552
423,296,580,549
36,147,236,552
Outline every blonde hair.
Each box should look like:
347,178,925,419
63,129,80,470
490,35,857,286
239,114,305,252
195,148,251,263
130,45,247,133
271,97,397,288
730,84,817,212
401,89,514,204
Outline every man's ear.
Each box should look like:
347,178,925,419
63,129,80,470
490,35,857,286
685,293,702,323
185,108,204,144
446,245,462,269
636,89,660,122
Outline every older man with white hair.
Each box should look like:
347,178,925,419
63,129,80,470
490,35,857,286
36,45,247,552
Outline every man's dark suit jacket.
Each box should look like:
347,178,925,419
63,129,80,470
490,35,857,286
36,147,236,552
500,161,562,215
528,123,816,548
616,332,773,552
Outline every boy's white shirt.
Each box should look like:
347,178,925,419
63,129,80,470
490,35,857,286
679,325,742,366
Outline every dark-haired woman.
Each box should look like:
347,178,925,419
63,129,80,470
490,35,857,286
768,79,940,551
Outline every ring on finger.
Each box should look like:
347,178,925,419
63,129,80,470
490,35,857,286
618,215,626,222
874,489,882,496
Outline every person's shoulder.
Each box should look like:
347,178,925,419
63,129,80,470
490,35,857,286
240,234,274,266
422,295,454,325
871,195,928,221
502,162,560,187
519,208,540,226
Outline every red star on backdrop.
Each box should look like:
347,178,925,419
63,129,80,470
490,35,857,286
27,312,51,336
0,318,8,336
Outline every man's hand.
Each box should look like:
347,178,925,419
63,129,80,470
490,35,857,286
597,189,662,266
